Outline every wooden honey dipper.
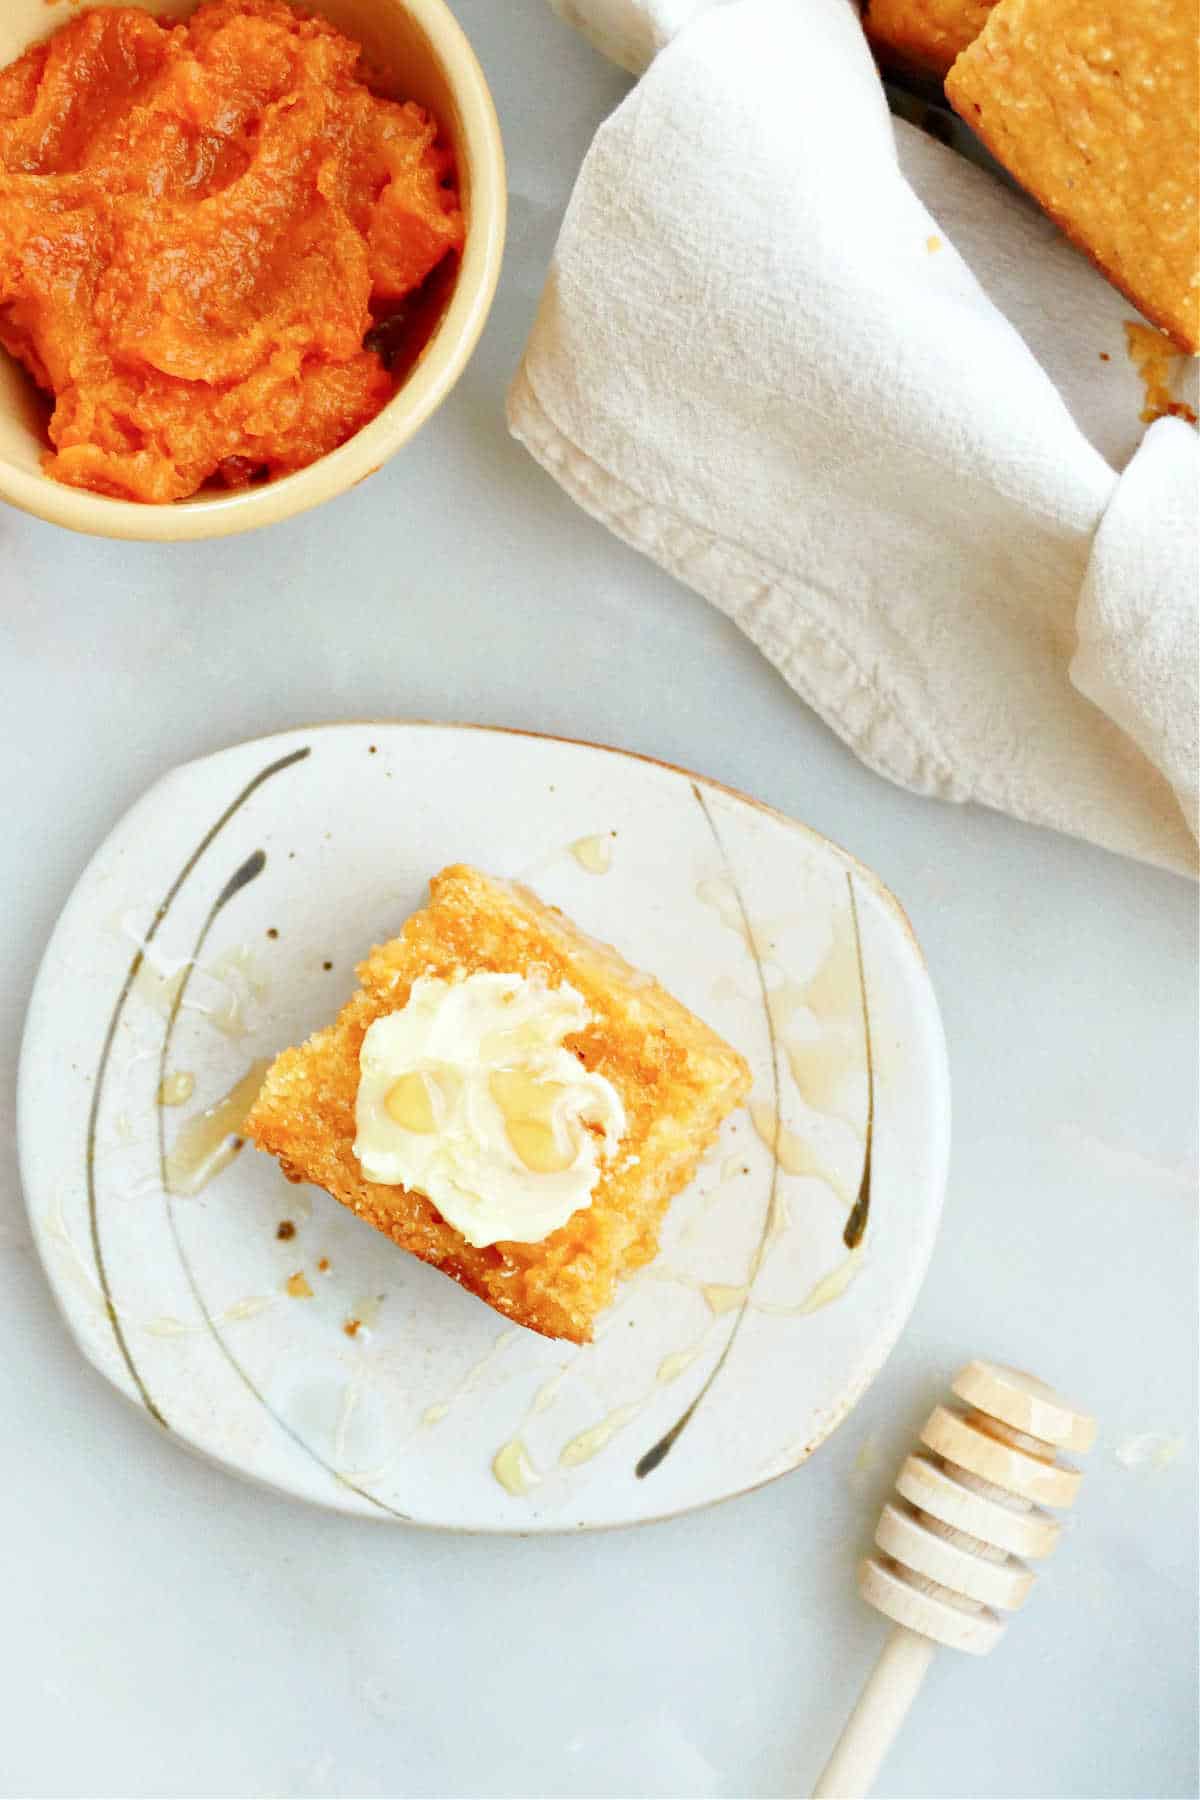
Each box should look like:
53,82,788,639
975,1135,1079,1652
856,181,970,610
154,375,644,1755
813,1360,1096,1799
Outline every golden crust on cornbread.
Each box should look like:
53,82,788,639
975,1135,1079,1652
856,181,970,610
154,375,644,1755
946,0,1200,352
245,866,750,1342
864,0,996,80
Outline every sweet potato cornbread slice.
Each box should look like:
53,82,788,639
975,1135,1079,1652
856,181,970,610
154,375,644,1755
245,866,750,1342
864,0,996,80
946,0,1200,351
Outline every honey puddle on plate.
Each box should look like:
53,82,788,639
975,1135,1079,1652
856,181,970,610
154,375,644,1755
197,945,269,1039
484,1234,865,1497
699,877,867,1147
705,879,871,1212
157,1070,195,1107
164,1060,269,1197
559,1402,645,1469
129,927,265,1041
489,1317,722,1494
420,1330,522,1428
133,958,188,1020
570,834,613,875
749,1101,849,1204
492,1437,541,1497
755,1242,867,1317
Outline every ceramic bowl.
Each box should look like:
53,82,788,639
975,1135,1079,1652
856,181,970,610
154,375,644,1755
0,0,506,541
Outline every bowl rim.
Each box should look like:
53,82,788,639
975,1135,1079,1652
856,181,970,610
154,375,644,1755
0,0,507,542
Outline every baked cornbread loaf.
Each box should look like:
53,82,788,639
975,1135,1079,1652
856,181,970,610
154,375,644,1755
245,866,750,1342
946,0,1200,352
864,0,995,78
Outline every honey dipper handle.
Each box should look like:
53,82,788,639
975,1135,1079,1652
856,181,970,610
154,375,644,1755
811,1625,936,1799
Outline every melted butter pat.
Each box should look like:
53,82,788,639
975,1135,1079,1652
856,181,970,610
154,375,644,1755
493,1437,541,1496
570,834,613,874
164,1060,269,1197
356,973,624,1246
478,1016,553,1062
559,1402,643,1468
157,1070,195,1107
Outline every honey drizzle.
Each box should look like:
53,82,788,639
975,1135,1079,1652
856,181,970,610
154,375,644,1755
163,1060,269,1198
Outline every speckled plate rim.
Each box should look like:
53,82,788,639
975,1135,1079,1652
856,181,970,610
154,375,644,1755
18,721,952,1531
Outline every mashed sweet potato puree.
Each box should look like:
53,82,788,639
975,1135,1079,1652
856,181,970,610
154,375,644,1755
0,0,465,502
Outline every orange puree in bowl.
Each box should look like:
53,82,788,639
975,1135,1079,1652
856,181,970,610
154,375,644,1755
0,0,465,502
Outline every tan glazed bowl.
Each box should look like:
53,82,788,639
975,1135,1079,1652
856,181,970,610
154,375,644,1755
0,0,506,541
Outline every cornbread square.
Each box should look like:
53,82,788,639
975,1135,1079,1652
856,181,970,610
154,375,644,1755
946,0,1200,351
864,0,996,80
245,866,751,1342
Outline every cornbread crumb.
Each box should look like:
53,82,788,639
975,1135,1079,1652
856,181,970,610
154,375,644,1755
1124,321,1199,425
285,1271,314,1298
926,235,943,254
947,0,1200,351
246,866,751,1343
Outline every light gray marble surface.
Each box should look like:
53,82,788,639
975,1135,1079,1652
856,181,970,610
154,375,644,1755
1,6,1196,1797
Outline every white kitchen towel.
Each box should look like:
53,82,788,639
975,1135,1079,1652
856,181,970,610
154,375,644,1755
509,0,1200,876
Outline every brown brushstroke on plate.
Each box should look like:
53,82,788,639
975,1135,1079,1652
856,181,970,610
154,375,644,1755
84,745,310,1429
155,846,410,1521
635,782,783,1480
842,873,874,1251
636,833,878,1477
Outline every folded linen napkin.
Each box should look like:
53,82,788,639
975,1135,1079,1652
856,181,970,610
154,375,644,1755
509,0,1199,876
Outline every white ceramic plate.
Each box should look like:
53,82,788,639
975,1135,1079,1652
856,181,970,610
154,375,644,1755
19,724,949,1530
